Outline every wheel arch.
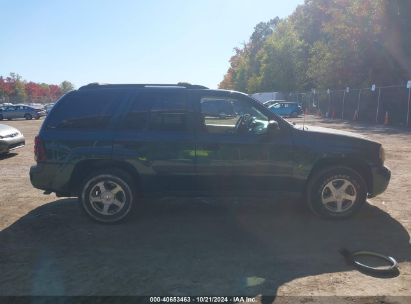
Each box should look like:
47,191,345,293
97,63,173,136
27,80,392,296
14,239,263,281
69,159,140,195
306,157,372,194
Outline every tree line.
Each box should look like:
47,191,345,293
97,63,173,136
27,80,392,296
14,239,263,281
219,0,411,94
0,73,74,104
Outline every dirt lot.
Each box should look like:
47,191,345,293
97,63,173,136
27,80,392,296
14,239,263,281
0,116,411,301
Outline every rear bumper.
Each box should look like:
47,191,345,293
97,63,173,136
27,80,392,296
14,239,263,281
368,165,391,198
30,162,73,195
0,135,25,153
30,164,51,191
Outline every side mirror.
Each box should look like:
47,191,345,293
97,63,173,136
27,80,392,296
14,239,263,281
267,120,280,135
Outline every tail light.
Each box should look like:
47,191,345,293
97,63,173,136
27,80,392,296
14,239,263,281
34,136,46,162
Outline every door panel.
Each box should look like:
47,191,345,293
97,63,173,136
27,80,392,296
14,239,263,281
193,92,296,195
113,131,196,193
112,90,197,194
195,132,295,194
6,107,16,119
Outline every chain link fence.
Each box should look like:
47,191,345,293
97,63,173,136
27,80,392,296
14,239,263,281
289,84,411,127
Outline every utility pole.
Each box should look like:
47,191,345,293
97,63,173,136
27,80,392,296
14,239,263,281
342,87,349,120
357,89,362,120
327,89,331,117
407,81,411,127
376,87,381,123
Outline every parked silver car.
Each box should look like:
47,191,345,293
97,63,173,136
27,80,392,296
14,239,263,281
0,105,46,120
0,124,25,155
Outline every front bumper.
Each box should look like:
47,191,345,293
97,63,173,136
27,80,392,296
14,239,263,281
0,135,25,153
368,165,391,198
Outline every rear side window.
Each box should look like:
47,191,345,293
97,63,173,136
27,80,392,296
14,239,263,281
122,91,190,132
47,90,126,129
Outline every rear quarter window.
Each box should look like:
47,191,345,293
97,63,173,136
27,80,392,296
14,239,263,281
46,89,127,129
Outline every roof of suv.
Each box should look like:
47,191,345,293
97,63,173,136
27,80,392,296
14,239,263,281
78,83,209,90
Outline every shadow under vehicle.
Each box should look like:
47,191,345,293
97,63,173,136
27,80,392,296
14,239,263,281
0,197,409,297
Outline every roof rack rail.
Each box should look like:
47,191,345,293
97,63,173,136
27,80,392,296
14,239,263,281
78,83,209,90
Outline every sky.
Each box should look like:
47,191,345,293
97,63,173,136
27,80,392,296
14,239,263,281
0,0,303,89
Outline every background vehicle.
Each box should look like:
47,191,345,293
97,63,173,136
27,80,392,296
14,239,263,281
0,105,46,120
263,99,286,108
30,83,390,223
0,124,25,155
0,103,13,107
44,103,55,114
268,101,303,118
251,92,285,104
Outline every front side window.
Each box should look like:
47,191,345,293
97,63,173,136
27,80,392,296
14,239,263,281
199,96,269,135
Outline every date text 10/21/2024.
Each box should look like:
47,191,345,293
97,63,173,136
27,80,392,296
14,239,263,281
149,297,257,303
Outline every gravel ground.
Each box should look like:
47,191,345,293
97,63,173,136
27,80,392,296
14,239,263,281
0,116,410,302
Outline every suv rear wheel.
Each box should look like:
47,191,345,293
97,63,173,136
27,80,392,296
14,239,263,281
306,166,367,219
80,169,135,223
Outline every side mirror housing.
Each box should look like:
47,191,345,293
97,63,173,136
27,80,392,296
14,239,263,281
267,120,280,135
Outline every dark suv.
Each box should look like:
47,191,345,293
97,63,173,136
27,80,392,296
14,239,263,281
30,83,391,223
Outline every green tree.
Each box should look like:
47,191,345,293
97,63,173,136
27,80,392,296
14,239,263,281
8,73,27,103
60,81,75,94
219,0,411,93
258,21,307,92
219,19,280,93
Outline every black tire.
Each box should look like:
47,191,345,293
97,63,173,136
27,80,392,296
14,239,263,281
306,166,367,219
0,114,3,120
24,113,32,120
80,168,135,223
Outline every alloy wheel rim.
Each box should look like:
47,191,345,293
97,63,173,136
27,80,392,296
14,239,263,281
321,178,357,213
88,180,126,215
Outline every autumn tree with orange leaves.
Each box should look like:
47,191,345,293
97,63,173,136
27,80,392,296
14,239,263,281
0,73,74,103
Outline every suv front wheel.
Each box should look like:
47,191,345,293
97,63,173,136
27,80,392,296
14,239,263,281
306,166,367,219
80,169,135,223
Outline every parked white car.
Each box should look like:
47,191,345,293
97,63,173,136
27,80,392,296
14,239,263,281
0,124,25,154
